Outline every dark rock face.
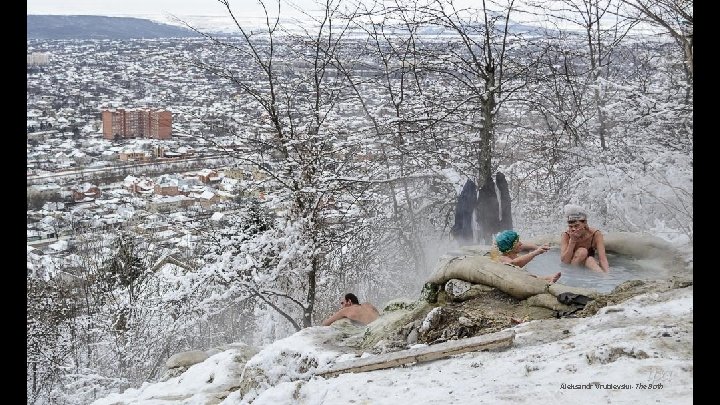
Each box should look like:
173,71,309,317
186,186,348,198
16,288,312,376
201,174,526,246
450,179,477,246
496,172,513,231
450,172,513,245
475,175,501,244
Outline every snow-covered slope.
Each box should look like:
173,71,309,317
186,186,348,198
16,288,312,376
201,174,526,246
93,284,693,405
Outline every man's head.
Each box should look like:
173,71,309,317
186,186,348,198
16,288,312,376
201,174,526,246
342,293,359,307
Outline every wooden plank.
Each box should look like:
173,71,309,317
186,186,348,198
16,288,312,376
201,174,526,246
318,329,515,378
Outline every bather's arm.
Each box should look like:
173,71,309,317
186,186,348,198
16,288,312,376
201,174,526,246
322,307,350,326
520,241,539,250
501,246,549,268
560,232,575,264
520,242,551,252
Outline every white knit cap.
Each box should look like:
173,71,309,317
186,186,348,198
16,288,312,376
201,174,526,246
563,204,587,221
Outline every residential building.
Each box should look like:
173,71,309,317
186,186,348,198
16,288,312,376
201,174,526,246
119,151,149,161
154,177,182,196
102,108,172,140
198,169,221,184
27,52,50,66
70,183,101,202
147,195,195,213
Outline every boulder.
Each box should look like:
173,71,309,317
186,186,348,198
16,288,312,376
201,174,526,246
166,350,209,369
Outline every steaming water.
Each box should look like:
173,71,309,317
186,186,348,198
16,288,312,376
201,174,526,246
524,249,672,294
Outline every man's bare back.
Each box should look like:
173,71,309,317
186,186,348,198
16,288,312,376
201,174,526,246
322,294,380,326
343,303,380,324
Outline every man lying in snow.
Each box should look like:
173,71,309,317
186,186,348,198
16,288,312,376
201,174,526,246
321,293,380,326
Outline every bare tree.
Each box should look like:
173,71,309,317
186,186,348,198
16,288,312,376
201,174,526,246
338,0,550,244
620,0,692,85
524,0,638,150
328,0,451,277
179,0,380,330
393,0,537,242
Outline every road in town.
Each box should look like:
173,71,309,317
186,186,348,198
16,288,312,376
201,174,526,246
27,154,236,187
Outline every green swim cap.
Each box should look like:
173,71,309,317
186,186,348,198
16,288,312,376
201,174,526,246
495,230,519,253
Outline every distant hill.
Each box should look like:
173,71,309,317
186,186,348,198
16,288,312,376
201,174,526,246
27,15,202,40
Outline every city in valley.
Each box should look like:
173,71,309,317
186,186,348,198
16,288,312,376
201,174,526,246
27,36,382,273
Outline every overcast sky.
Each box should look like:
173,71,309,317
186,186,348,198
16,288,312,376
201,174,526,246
26,0,514,21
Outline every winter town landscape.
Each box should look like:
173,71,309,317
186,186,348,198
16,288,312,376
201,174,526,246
27,1,692,404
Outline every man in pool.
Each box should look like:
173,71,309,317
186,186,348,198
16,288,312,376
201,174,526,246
560,204,610,272
321,293,380,326
493,230,562,283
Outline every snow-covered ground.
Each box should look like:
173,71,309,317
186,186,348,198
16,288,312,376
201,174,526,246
93,283,693,405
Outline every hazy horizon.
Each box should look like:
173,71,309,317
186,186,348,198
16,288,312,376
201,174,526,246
27,0,348,19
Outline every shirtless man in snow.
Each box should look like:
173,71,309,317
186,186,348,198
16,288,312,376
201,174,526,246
321,293,380,326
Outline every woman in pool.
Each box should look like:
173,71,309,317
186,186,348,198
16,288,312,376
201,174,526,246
560,204,609,272
493,230,561,283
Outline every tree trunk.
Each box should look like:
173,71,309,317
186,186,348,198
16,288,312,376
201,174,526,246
593,84,607,150
475,61,499,244
304,256,317,328
478,70,496,187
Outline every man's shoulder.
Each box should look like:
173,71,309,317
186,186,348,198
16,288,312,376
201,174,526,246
337,306,353,315
360,303,380,314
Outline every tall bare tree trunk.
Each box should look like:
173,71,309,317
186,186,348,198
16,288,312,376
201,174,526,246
304,257,317,328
